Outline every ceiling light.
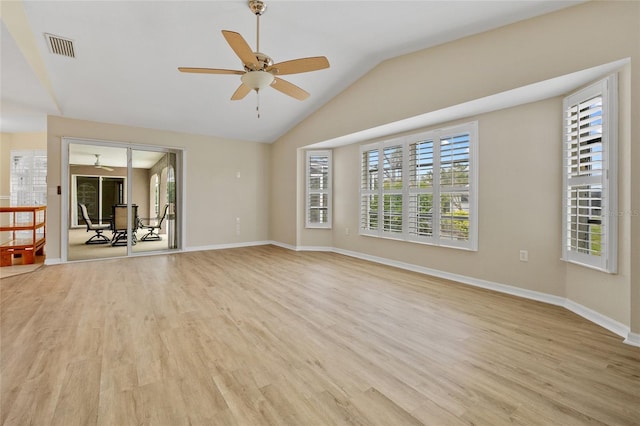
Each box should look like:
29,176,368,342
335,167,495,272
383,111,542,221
241,70,274,91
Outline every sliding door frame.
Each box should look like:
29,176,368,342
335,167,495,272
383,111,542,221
61,137,184,262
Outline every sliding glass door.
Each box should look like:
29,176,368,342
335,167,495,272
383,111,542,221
65,140,181,262
132,149,178,254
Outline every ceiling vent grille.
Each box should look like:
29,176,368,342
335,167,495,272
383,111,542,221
45,33,75,58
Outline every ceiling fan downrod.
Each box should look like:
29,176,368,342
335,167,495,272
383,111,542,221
251,0,266,118
249,0,266,53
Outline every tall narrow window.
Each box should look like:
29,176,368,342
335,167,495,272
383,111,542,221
9,150,47,240
361,122,477,250
562,75,617,273
153,174,160,216
306,150,332,228
10,150,47,206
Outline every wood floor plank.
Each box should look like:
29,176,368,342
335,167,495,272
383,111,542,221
50,358,101,426
2,245,639,425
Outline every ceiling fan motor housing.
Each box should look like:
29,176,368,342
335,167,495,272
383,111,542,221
249,0,266,16
244,52,273,72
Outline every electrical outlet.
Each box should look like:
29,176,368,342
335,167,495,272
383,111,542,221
345,227,350,235
519,250,528,262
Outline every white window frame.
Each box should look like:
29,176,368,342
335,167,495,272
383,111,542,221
562,75,618,273
360,121,478,251
305,150,332,229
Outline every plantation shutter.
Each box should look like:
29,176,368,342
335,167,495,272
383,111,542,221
562,76,617,272
360,147,379,233
306,151,332,228
359,122,477,250
438,133,471,243
381,143,403,235
408,139,434,240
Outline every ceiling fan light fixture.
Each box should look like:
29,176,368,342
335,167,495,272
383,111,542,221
241,70,274,91
178,0,329,106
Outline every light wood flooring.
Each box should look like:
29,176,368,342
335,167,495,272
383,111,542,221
1,245,639,425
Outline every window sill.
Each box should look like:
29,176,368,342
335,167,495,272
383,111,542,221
359,231,477,252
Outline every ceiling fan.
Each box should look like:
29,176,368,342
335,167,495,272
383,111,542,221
94,154,114,172
178,0,329,106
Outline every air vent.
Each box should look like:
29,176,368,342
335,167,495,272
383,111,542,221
45,33,75,58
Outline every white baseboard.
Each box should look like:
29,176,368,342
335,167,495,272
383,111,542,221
268,241,334,252
563,299,630,339
624,332,640,348
283,243,637,346
185,240,271,253
268,241,299,251
296,245,333,252
44,258,62,265
333,247,566,307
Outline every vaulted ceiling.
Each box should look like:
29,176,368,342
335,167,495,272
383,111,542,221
1,1,583,143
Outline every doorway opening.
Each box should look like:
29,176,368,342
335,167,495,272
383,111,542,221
64,139,182,262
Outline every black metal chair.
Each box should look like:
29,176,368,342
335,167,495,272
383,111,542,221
138,204,169,241
78,203,111,244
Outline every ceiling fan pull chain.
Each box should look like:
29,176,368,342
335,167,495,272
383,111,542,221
257,90,261,119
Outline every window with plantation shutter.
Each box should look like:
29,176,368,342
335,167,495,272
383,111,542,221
306,150,332,228
409,139,434,239
562,76,617,272
360,122,478,250
382,143,403,235
438,133,471,243
361,148,379,232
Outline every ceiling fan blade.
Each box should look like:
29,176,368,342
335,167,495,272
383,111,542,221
270,56,330,75
178,67,244,75
270,77,310,101
221,30,258,69
231,83,252,100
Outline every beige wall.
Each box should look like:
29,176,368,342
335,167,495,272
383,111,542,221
270,1,640,333
47,116,270,260
334,99,568,297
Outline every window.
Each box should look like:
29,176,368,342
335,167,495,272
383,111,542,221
360,122,478,250
382,142,403,234
153,174,160,216
562,75,617,273
10,150,47,206
306,150,332,228
9,150,47,240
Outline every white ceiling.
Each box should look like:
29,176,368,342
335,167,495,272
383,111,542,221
1,1,584,143
69,143,167,169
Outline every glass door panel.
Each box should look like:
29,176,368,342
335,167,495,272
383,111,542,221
68,143,128,261
132,149,179,254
